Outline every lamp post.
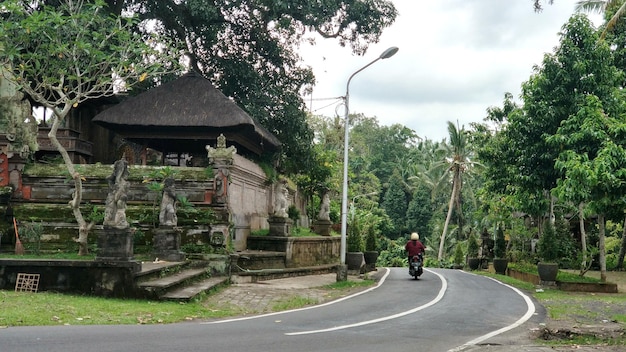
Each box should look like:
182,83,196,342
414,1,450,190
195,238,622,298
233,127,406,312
339,47,398,280
350,191,379,222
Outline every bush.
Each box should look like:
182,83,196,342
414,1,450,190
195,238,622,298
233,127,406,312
365,231,377,252
20,221,43,255
467,233,479,258
453,243,464,265
347,232,363,252
494,226,506,259
537,219,576,267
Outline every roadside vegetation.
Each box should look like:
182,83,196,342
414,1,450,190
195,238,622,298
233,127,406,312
479,271,626,347
0,278,375,327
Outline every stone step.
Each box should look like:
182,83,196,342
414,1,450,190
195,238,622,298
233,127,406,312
160,276,229,301
135,261,189,283
138,267,208,292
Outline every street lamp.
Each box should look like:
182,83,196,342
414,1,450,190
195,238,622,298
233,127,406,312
350,191,378,223
339,47,398,274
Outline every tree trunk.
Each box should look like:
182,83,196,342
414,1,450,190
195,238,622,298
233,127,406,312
617,216,626,270
578,202,588,275
438,174,459,261
598,213,607,282
48,110,93,255
548,192,555,226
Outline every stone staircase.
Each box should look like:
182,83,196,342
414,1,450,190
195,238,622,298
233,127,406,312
133,250,339,300
134,260,229,301
229,250,338,283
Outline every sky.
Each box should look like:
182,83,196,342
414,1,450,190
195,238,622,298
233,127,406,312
300,0,603,142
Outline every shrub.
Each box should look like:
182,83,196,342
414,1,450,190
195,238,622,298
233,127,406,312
365,230,377,252
467,233,479,258
537,219,576,266
347,232,363,252
20,221,43,255
453,243,464,265
494,226,506,259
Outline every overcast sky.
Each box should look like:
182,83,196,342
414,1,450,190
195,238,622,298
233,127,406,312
300,0,603,142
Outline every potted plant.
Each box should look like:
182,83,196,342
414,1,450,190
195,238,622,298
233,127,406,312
363,229,379,271
467,233,481,270
346,220,364,271
452,243,464,269
537,222,559,283
493,226,508,275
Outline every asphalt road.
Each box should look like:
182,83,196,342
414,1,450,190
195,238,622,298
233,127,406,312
0,268,538,352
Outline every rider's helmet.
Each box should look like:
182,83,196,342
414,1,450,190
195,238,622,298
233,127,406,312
410,232,419,240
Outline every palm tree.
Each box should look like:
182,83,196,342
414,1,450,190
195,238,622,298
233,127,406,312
576,0,626,39
434,121,473,261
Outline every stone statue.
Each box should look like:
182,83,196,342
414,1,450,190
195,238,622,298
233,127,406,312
273,179,289,218
213,169,228,204
103,158,130,229
159,177,178,226
318,192,330,221
206,133,237,165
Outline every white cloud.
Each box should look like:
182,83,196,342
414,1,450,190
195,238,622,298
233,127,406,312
301,0,603,141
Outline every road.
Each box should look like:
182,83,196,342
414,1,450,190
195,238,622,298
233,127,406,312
0,268,537,352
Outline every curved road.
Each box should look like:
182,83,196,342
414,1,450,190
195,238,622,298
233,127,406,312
0,268,536,352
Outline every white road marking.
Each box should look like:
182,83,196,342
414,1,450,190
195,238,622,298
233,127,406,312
285,268,448,335
202,268,392,325
447,273,536,352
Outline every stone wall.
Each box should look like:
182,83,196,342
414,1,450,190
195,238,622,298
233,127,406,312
2,158,308,252
0,259,141,297
247,236,341,268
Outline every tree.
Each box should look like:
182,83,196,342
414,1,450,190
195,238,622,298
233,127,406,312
381,170,407,238
405,185,433,241
434,121,476,261
496,15,619,228
110,0,397,175
549,95,626,281
0,0,180,255
576,0,626,39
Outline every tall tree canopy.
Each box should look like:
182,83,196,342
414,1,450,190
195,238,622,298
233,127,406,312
497,15,619,218
115,0,397,174
0,0,181,254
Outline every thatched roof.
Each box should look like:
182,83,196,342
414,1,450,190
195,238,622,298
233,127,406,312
92,71,281,156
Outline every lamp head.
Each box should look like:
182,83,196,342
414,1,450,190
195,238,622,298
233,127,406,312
379,46,399,59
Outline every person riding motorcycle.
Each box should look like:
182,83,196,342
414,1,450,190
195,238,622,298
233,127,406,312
405,232,426,269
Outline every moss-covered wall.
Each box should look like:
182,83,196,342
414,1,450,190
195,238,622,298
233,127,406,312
1,164,224,252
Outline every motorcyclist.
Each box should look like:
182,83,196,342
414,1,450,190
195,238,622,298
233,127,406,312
405,232,426,270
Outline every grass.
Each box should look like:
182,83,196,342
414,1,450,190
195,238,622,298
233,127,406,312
477,269,626,347
0,278,375,327
0,289,240,327
250,226,338,238
0,252,96,260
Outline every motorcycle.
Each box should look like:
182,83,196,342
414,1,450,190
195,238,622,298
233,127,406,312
408,253,424,279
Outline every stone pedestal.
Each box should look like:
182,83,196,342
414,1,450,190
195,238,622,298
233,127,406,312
209,223,229,247
153,227,185,262
96,227,134,261
336,264,348,282
268,216,293,237
312,219,332,236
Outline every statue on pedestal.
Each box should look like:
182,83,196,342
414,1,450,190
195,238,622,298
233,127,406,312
317,192,330,221
103,158,129,229
159,177,178,227
273,179,289,218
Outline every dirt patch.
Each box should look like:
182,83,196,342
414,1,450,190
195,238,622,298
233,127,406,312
537,292,626,345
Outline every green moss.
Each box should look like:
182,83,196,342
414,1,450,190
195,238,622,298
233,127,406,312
23,164,209,181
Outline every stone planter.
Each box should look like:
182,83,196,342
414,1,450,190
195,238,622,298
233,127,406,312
493,258,508,275
467,258,481,270
537,262,559,283
346,252,365,272
363,251,379,271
